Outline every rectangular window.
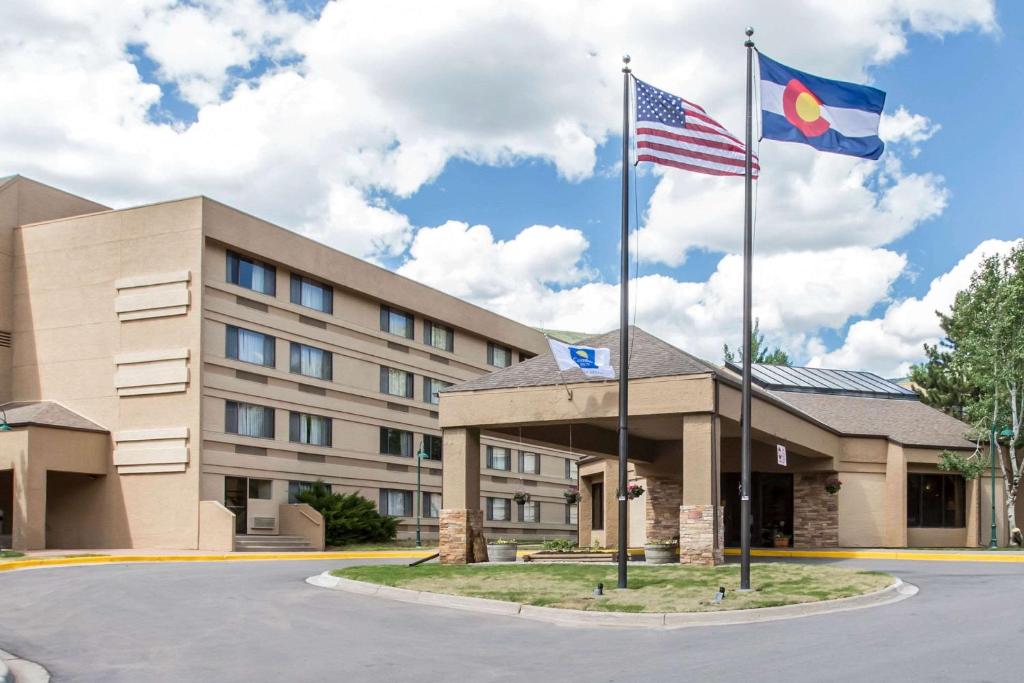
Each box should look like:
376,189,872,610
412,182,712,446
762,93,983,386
422,492,442,518
380,489,413,517
487,342,512,368
519,451,540,475
225,325,276,367
566,503,579,525
423,434,443,461
227,251,276,295
565,458,578,480
289,342,332,380
423,320,454,352
591,482,604,530
290,274,333,313
486,446,511,471
225,401,275,439
379,366,414,398
486,497,511,522
380,305,415,339
287,480,328,504
248,478,272,500
519,500,540,523
423,377,453,405
907,473,965,528
289,412,332,447
379,427,413,457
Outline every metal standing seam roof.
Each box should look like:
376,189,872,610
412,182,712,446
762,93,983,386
730,362,918,398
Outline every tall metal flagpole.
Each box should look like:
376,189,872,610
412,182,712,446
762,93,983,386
740,27,755,591
617,53,632,590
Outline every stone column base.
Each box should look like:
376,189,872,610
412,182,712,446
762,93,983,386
679,504,724,565
439,508,485,564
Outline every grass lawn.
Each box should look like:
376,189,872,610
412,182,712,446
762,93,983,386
332,563,892,613
0,550,25,559
326,541,438,552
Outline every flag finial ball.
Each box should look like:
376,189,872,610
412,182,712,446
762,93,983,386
745,27,754,37
622,54,631,64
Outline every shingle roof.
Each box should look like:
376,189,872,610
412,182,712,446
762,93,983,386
770,390,974,449
0,401,107,433
446,327,718,392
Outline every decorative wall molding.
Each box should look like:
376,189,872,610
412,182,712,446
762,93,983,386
114,348,189,396
115,270,191,321
114,426,189,474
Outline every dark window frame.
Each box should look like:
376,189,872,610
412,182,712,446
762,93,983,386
380,305,415,339
566,503,578,525
486,497,512,522
379,427,413,458
288,411,333,447
907,473,965,529
422,491,442,518
423,320,455,353
519,500,540,523
288,341,333,380
224,400,275,439
423,376,452,405
227,251,276,296
518,451,540,475
486,446,511,471
290,273,333,314
379,489,414,517
379,366,414,398
225,325,276,368
422,434,443,461
487,342,513,368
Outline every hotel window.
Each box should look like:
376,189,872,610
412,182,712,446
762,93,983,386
566,503,578,525
519,500,540,523
380,489,413,517
487,342,512,368
519,451,540,475
591,482,604,530
565,458,578,480
380,305,414,339
907,473,965,528
289,412,332,447
227,251,276,295
380,427,413,457
486,497,511,522
289,342,332,380
225,401,275,439
422,492,442,518
248,478,273,500
424,320,454,352
290,274,333,313
486,446,511,471
423,377,453,405
226,326,276,367
423,434,443,461
379,366,414,398
288,480,328,504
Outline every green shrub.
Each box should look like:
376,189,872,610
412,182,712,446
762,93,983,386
542,539,576,552
296,481,398,546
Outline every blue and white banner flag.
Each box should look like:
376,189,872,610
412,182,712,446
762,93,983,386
759,53,886,160
547,337,614,378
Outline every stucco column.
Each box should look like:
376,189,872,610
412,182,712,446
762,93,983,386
680,414,723,565
578,477,593,547
883,442,907,547
439,427,483,564
14,461,46,551
602,459,620,550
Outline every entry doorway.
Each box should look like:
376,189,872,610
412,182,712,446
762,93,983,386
723,472,794,547
0,469,12,547
224,477,247,534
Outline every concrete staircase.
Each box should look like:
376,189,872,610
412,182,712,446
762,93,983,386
234,534,315,552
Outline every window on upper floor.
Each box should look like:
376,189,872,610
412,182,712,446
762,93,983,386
380,427,413,457
226,326,276,368
380,489,413,517
290,274,333,314
422,434,443,461
486,446,511,471
423,377,453,405
487,342,513,368
486,497,511,522
424,320,454,353
379,366,414,398
227,251,276,296
565,458,578,480
225,401,275,439
907,473,965,528
519,500,540,523
519,451,540,475
289,412,332,447
423,492,442,518
566,503,578,525
380,305,414,339
289,342,332,380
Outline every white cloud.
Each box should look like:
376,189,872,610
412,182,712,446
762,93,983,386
809,239,1023,377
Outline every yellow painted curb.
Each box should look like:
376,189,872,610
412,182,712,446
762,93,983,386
722,548,1024,563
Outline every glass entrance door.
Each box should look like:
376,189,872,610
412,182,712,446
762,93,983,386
722,472,794,547
224,476,248,534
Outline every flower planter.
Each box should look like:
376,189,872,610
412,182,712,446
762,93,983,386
643,543,677,564
773,537,791,548
487,543,518,563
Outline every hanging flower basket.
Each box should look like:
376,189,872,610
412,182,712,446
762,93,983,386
513,491,531,504
825,475,842,495
563,486,581,504
626,483,645,500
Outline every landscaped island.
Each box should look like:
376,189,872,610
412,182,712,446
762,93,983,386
332,563,891,613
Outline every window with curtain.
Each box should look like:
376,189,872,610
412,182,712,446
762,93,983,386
566,504,579,525
289,342,332,380
520,501,540,523
422,492,442,518
288,480,326,504
423,377,453,405
379,366,413,398
487,342,513,368
907,473,965,528
289,412,332,447
380,305,414,339
486,497,511,521
486,446,510,471
226,326,275,367
423,434,443,461
380,489,413,516
565,458,578,480
290,274,333,313
423,320,454,352
227,251,276,295
519,451,540,475
225,401,274,439
379,427,413,457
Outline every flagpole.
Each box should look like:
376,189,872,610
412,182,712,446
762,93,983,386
740,27,755,591
617,53,631,590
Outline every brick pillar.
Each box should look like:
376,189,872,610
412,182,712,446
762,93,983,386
793,473,839,548
645,476,682,542
679,504,723,565
439,427,482,564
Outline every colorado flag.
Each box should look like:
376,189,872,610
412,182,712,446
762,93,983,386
759,53,886,159
547,338,614,379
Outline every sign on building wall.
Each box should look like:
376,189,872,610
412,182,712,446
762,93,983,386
776,444,787,466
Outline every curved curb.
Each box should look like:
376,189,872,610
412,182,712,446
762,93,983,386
307,572,918,629
0,648,50,683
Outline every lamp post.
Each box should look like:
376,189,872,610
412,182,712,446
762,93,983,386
415,443,429,548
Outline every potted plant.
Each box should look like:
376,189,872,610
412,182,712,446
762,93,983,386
626,482,645,500
825,475,842,495
563,486,581,504
513,491,531,505
643,538,677,564
773,526,791,548
487,537,518,562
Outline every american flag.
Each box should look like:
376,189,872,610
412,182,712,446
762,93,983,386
634,79,759,178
